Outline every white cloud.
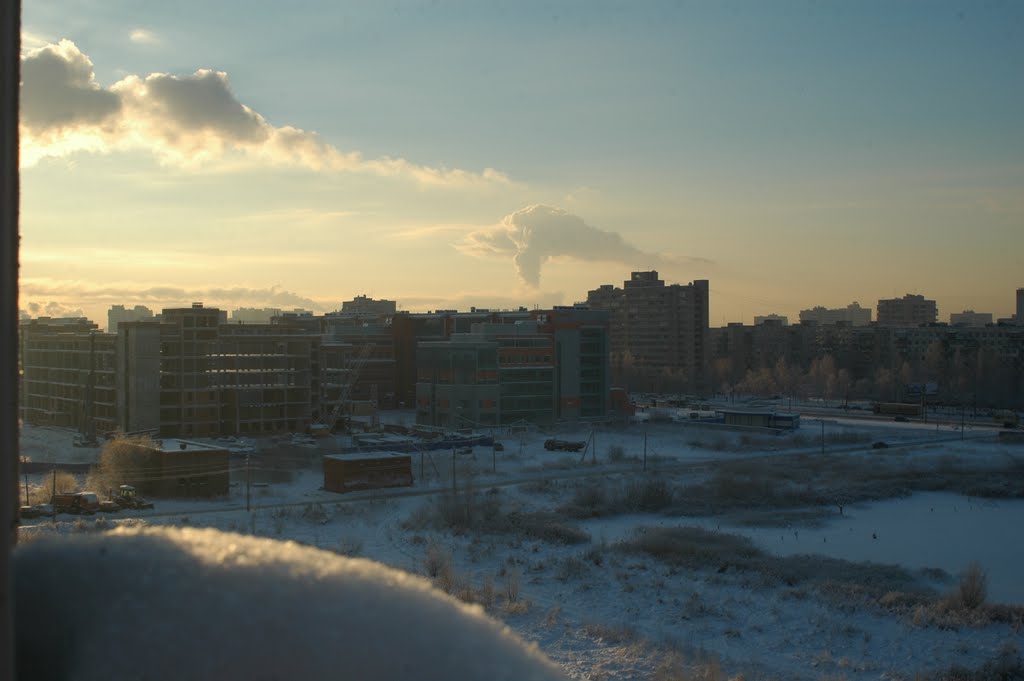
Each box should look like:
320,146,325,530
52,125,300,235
21,278,327,318
129,28,159,45
20,30,53,51
22,301,86,319
20,40,511,188
459,205,708,287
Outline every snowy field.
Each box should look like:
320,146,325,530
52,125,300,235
16,416,1024,681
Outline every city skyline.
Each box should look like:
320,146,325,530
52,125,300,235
19,2,1024,326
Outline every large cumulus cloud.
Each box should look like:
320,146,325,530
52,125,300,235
460,205,704,287
20,40,510,187
20,40,121,131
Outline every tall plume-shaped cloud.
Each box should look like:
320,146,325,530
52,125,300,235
20,40,510,187
460,205,698,287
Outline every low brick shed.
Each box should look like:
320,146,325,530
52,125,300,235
323,452,413,493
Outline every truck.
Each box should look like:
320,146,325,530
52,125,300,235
994,410,1020,429
543,439,587,452
872,403,923,417
51,492,101,515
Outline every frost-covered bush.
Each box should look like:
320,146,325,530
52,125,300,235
958,562,988,610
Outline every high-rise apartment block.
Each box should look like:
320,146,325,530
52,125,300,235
876,294,937,327
586,271,709,392
754,314,789,326
1017,288,1024,324
341,295,397,316
107,304,153,333
949,310,993,327
798,302,871,326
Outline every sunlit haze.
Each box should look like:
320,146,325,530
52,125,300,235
19,1,1024,325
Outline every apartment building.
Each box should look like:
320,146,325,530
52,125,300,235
798,302,872,326
340,295,396,316
877,294,937,327
587,271,709,392
107,304,153,333
754,314,789,326
950,310,993,327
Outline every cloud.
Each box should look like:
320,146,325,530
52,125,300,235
20,39,121,132
459,205,706,287
20,40,511,188
21,301,86,318
129,28,159,45
21,279,326,319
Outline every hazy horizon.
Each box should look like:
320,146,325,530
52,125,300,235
19,2,1024,326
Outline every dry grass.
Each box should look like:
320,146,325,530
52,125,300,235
930,644,1023,681
404,487,590,545
910,563,1024,629
620,525,933,606
560,477,676,519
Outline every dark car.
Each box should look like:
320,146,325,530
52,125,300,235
894,416,908,422
871,441,888,449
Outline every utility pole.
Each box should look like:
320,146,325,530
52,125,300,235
245,454,251,512
820,420,825,456
51,467,56,525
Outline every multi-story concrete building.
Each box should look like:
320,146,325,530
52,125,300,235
798,302,872,326
1017,288,1024,324
414,306,609,427
950,310,993,327
341,295,396,316
754,314,789,326
876,294,937,328
107,304,153,333
586,271,709,393
115,304,321,437
20,318,117,435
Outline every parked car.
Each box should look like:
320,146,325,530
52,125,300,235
19,504,51,519
871,441,889,449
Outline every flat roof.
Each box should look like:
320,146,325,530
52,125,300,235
324,451,411,462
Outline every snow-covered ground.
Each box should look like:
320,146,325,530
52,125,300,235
16,419,1024,680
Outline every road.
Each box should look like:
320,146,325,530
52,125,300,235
19,430,998,528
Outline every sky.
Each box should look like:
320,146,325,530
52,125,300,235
18,0,1024,327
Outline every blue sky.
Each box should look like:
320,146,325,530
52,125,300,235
19,1,1024,324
